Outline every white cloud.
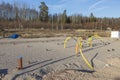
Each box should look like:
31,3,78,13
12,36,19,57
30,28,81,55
88,0,109,13
92,6,109,12
89,0,106,11
48,0,88,14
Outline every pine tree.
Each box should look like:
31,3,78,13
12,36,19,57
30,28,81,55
39,2,48,22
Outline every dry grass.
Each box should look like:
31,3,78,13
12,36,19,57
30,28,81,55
0,29,111,38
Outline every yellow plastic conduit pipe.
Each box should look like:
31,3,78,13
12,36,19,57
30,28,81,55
64,37,94,70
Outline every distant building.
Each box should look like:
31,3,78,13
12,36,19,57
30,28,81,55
106,27,112,31
111,31,120,38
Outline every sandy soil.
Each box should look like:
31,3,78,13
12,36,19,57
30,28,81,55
0,37,120,80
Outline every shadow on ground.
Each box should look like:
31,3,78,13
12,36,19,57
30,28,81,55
11,55,76,80
11,42,106,80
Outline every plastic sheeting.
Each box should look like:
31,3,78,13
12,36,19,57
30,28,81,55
8,34,19,39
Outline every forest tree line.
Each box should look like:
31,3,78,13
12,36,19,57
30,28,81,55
0,1,120,30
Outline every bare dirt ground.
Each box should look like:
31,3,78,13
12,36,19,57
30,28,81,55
0,37,120,80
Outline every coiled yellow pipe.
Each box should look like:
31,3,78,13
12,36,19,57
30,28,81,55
87,33,102,47
64,37,94,70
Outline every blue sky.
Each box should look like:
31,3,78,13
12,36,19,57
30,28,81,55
0,0,120,18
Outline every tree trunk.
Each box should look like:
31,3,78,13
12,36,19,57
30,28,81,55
61,23,63,30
